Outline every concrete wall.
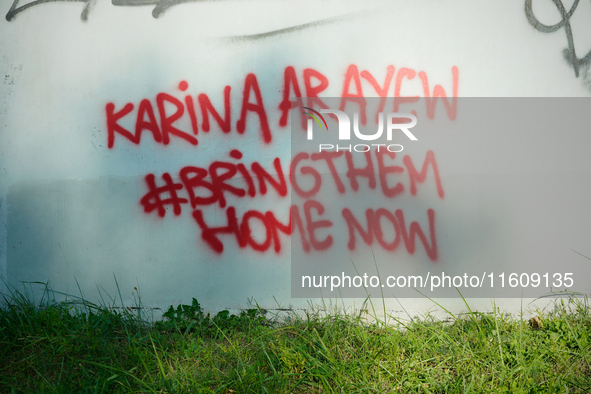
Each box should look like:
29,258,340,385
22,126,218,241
2,0,591,318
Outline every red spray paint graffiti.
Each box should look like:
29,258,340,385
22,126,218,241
106,65,459,147
139,150,445,261
105,65,458,262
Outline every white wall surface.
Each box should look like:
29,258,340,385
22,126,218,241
1,0,591,319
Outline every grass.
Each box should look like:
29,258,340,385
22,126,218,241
0,284,590,393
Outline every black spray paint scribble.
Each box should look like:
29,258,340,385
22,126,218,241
6,0,211,21
6,0,96,21
6,0,376,42
220,10,376,43
6,0,373,23
525,0,591,85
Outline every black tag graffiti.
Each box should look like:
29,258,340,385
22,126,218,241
6,0,96,22
525,0,591,78
5,0,201,21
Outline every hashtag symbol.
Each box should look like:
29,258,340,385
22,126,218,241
140,173,188,217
